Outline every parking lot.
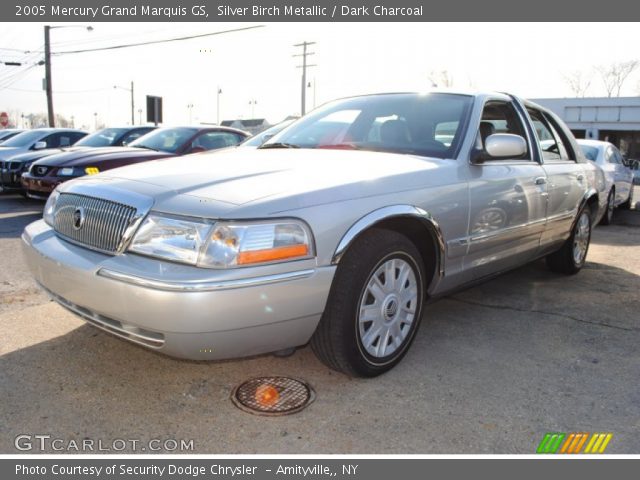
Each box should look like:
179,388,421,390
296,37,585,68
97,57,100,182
1,191,639,454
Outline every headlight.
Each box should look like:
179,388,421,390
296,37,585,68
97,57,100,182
58,167,81,177
129,214,211,265
43,190,60,226
128,214,314,268
199,220,313,268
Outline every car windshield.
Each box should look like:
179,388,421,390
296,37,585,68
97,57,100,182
75,128,129,147
579,145,600,162
262,93,473,159
128,127,197,153
0,130,44,147
241,121,295,147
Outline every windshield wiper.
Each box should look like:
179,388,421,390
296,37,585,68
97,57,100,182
132,145,158,151
259,142,300,149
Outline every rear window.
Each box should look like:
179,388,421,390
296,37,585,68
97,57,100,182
580,145,599,162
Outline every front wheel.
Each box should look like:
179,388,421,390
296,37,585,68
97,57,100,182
546,207,592,275
311,229,426,377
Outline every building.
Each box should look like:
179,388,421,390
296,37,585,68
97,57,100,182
532,96,640,159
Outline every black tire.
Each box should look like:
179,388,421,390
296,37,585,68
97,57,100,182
546,206,592,275
619,188,632,210
311,228,426,377
599,189,614,225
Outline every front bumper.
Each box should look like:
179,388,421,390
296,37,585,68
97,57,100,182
20,172,61,197
0,162,25,190
22,220,336,360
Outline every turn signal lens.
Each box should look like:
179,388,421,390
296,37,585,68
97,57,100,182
237,244,309,265
84,167,99,175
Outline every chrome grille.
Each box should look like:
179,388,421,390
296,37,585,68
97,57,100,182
53,193,137,253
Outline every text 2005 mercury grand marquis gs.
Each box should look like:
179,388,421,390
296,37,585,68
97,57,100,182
22,92,607,377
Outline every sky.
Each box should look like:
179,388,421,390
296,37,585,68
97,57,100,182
1,22,640,131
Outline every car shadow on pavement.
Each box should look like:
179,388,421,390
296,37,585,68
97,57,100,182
1,260,639,454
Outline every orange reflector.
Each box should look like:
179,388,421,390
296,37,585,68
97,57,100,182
237,244,308,265
254,384,280,407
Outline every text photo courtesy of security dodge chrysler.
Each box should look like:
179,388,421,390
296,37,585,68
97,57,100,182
22,92,607,377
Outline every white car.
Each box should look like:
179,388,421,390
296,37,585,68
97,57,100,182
577,139,634,224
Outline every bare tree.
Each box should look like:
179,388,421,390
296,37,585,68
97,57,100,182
563,70,592,97
428,70,454,88
597,60,639,97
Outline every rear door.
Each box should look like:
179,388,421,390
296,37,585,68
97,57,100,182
527,107,588,249
465,99,548,280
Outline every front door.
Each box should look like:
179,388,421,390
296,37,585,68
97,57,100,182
465,99,548,280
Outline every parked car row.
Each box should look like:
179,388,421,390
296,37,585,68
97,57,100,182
22,91,611,377
0,126,250,197
576,139,635,224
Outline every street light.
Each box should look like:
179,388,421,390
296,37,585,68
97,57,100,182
138,108,142,125
44,24,93,127
113,81,135,125
249,99,258,119
93,112,98,131
187,104,194,124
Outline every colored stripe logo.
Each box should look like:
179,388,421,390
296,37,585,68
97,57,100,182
537,433,612,454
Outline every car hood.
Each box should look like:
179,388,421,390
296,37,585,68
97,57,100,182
95,148,450,209
7,147,87,164
0,146,23,159
34,147,172,167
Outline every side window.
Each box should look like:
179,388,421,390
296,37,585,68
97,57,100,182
120,130,148,145
57,135,72,147
612,148,624,165
40,133,61,148
527,108,569,161
69,132,86,145
604,146,615,164
479,101,529,159
191,132,244,151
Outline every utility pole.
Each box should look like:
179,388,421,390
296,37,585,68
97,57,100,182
293,41,316,116
130,81,134,125
43,25,93,128
216,87,222,125
44,26,54,127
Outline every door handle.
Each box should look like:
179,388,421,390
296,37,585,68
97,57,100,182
534,177,547,185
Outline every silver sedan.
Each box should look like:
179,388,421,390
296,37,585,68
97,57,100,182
23,92,607,377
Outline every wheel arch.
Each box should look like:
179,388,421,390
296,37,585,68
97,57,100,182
331,205,445,295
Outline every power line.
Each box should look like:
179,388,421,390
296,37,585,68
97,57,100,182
52,25,265,55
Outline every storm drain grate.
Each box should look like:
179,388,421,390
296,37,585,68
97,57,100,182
231,376,315,416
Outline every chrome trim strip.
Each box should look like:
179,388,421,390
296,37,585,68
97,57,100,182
96,268,316,292
330,204,446,279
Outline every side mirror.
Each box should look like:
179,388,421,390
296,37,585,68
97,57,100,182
32,141,47,150
471,134,527,163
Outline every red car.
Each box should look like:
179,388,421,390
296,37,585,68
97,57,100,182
21,126,249,198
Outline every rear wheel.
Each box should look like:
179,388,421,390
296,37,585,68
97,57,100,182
311,229,426,377
599,189,614,225
546,206,592,275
